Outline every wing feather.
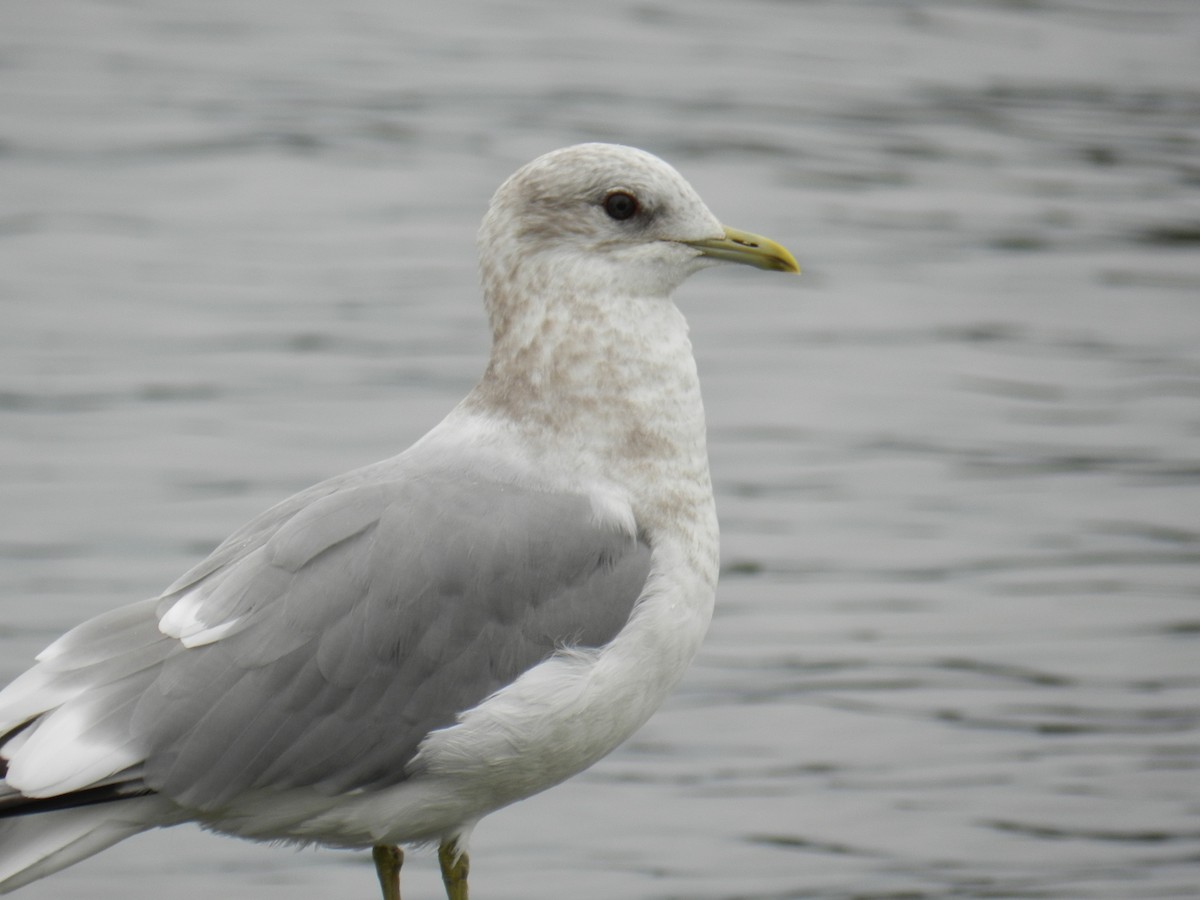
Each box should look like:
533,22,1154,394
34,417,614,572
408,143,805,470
2,464,650,815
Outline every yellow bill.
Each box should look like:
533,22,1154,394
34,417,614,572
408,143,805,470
685,226,800,274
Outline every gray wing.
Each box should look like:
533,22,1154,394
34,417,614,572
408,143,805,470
137,469,650,809
2,467,650,813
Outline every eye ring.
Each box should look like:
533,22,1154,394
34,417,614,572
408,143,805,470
603,191,639,221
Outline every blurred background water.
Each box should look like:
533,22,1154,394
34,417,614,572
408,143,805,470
2,1,1198,898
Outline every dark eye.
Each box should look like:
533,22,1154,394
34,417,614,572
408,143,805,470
603,191,639,221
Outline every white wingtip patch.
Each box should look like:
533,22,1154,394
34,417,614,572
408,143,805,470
4,707,138,798
158,591,243,648
0,666,69,737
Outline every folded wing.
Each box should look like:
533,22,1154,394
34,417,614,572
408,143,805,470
0,466,650,815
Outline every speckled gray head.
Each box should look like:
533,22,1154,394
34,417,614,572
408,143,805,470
478,143,798,334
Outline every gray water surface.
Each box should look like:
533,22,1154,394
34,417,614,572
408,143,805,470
2,1,1199,898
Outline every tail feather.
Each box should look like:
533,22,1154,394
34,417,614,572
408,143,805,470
0,795,175,893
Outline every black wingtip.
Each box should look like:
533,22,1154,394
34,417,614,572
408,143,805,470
0,782,158,819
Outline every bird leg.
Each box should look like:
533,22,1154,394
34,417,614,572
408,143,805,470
372,844,404,900
437,838,470,900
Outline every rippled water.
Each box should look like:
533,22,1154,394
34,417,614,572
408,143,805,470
2,1,1198,898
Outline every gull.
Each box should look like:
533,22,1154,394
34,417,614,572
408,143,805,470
0,143,798,899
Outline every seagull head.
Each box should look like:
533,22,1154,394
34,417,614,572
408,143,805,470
477,143,798,336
